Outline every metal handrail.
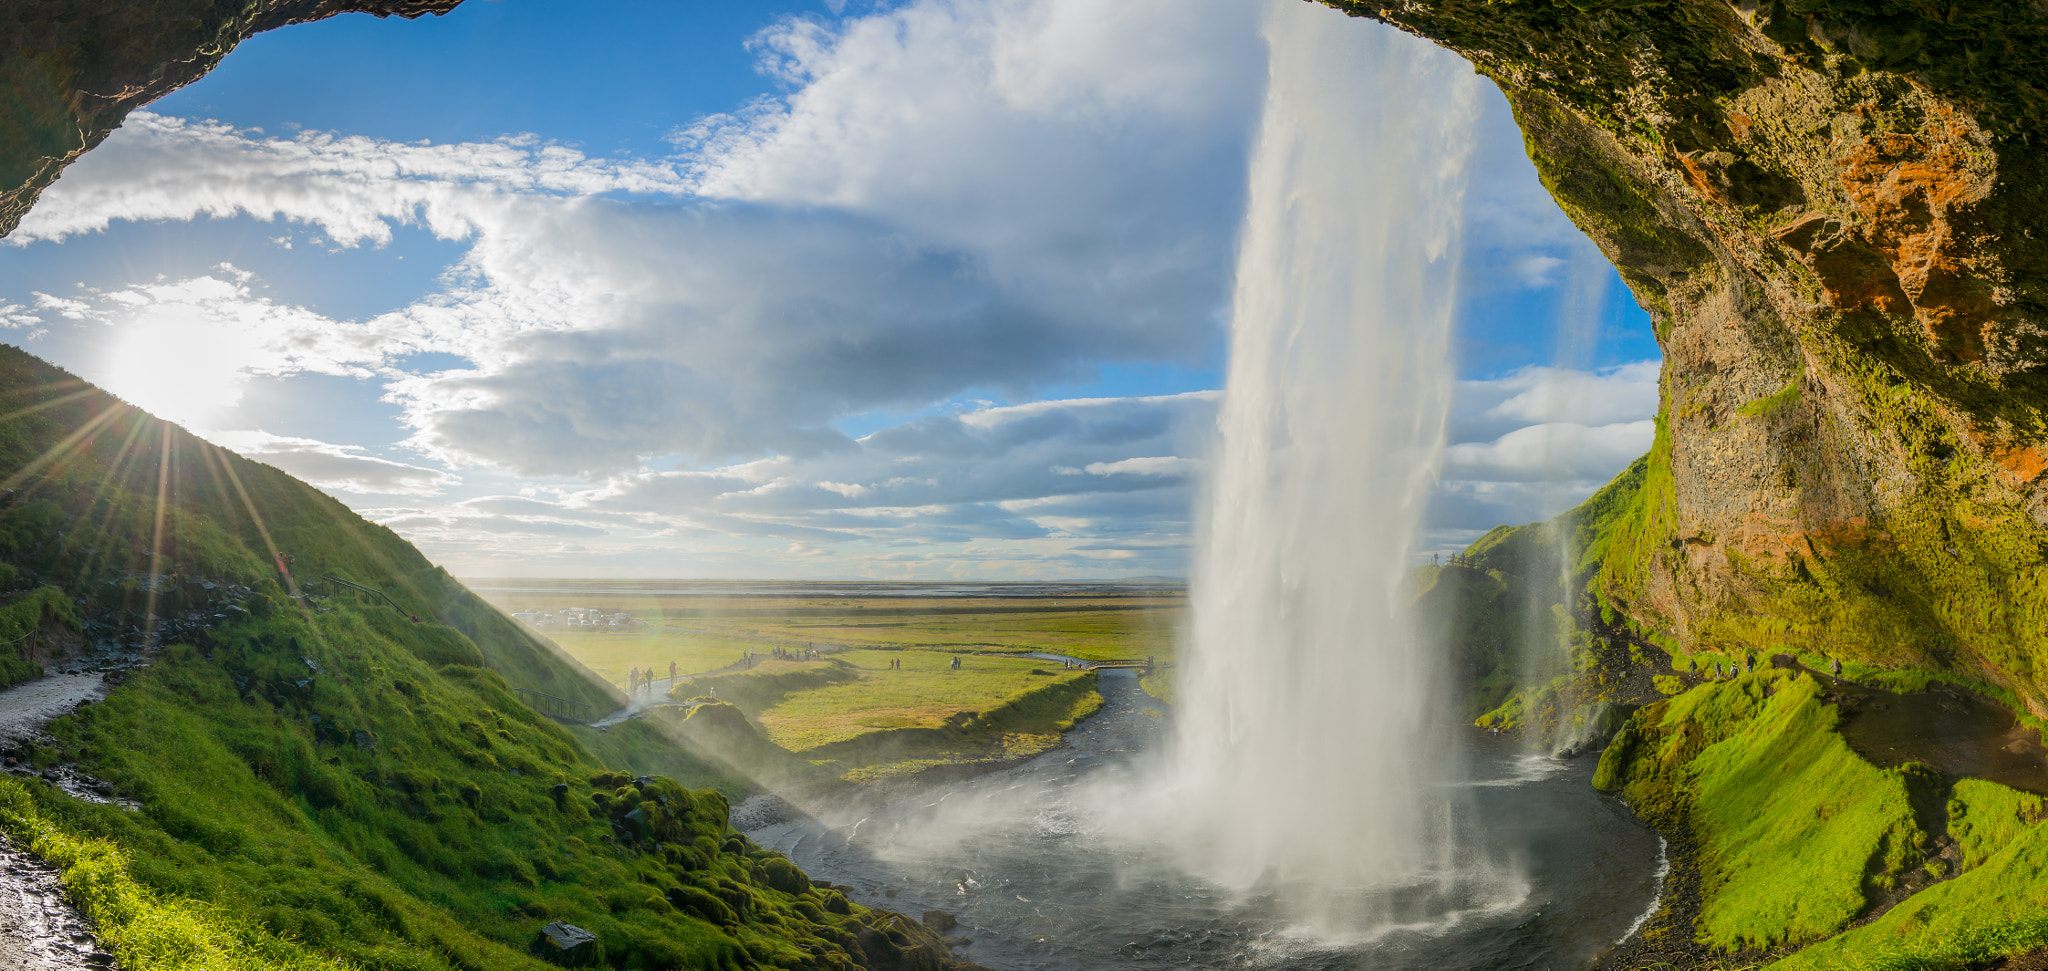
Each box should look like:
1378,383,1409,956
319,574,409,615
513,687,594,723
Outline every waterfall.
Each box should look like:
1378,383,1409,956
1519,245,1616,757
1152,0,1508,934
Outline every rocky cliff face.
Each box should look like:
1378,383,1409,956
0,0,463,236
1329,0,2048,709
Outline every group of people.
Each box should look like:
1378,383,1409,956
739,646,821,669
625,663,675,696
1701,652,1846,682
881,655,965,670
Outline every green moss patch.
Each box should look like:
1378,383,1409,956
1601,671,1926,952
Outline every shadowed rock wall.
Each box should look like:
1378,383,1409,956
1326,0,2048,708
0,0,463,236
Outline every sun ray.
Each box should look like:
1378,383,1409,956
68,409,155,588
0,387,98,426
210,441,325,641
0,400,130,495
143,422,172,649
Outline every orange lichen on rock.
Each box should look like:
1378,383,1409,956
1831,103,1999,361
1772,213,1913,316
1988,446,2048,487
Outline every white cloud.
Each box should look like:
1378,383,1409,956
1082,456,1193,477
213,430,459,496
16,0,1262,481
1479,360,1661,425
12,114,687,247
1442,420,1655,483
1417,360,1663,549
2,0,1656,577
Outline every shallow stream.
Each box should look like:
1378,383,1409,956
747,671,1662,970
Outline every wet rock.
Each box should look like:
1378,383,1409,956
922,910,958,934
530,920,598,967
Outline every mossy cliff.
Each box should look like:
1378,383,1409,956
1327,0,2048,709
0,0,466,237
0,346,979,970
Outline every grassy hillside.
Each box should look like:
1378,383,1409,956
0,346,975,970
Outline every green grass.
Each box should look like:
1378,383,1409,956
1771,819,2048,971
469,584,1184,665
1679,673,1923,949
747,650,1093,752
1948,779,2044,873
667,650,1105,780
28,601,958,970
1138,667,1177,706
0,775,347,971
0,584,69,690
1599,670,1926,952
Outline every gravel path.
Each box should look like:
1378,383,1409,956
0,674,123,971
0,675,106,745
0,835,115,970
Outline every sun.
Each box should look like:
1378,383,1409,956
98,313,251,432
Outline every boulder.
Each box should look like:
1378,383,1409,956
921,909,957,934
531,921,599,967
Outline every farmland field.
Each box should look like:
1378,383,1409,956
467,580,1184,778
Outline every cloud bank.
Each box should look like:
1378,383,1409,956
3,0,1656,576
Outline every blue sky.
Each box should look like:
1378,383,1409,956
0,0,1658,579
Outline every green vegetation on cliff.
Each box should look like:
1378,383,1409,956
1599,670,1926,951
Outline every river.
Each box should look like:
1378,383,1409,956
747,670,1663,970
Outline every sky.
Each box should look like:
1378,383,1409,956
0,0,1660,580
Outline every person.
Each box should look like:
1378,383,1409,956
1830,656,1842,680
669,661,677,679
951,655,960,671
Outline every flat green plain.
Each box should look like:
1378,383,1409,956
467,582,1185,664
469,582,1184,779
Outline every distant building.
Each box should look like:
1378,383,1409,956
511,608,642,631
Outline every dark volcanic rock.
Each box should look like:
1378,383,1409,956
0,0,464,237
